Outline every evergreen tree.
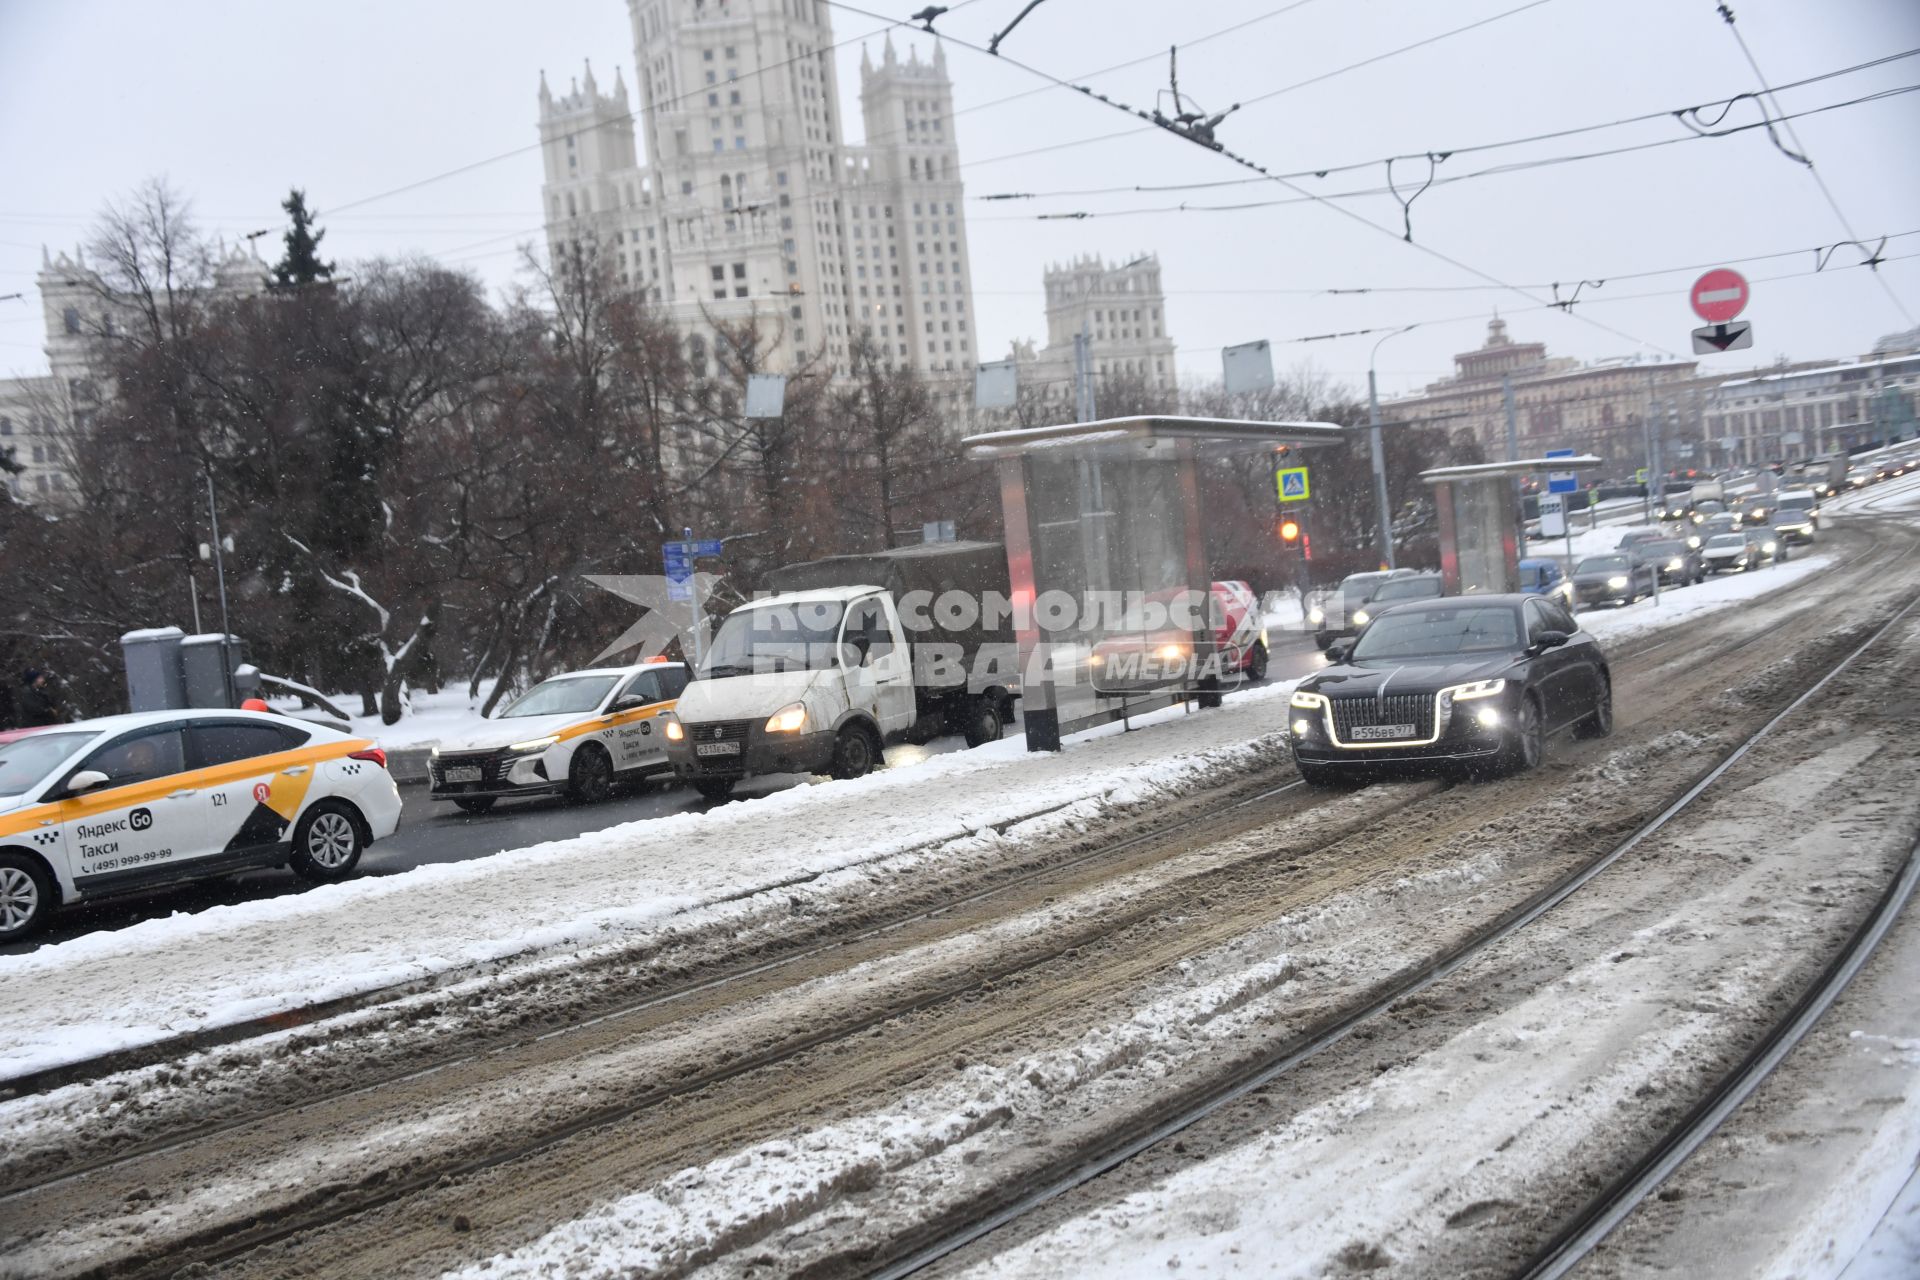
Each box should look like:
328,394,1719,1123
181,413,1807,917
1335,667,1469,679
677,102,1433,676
271,188,335,288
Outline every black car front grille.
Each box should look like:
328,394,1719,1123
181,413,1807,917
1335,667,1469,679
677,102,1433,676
688,719,752,744
430,748,513,788
1329,693,1436,742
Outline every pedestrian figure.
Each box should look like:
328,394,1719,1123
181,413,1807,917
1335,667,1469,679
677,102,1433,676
17,669,65,726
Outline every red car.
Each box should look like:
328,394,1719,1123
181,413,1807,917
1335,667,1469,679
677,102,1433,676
1087,579,1271,692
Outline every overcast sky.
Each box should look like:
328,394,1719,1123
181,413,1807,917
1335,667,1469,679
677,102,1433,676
2,0,1916,399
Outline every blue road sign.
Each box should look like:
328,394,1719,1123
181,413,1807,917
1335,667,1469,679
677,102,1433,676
694,539,725,557
1546,448,1578,495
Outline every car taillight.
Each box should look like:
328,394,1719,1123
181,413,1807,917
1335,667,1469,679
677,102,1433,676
349,747,388,769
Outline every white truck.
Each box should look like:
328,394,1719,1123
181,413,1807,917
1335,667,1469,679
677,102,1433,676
664,541,1018,800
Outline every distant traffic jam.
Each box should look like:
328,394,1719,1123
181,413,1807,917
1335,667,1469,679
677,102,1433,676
1287,445,1916,785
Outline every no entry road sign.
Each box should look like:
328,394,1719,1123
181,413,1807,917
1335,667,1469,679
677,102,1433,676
1690,269,1750,325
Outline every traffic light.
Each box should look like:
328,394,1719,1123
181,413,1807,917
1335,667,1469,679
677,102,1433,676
1279,518,1301,543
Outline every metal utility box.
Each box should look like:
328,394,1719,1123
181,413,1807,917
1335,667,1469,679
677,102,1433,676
179,633,247,709
119,627,187,713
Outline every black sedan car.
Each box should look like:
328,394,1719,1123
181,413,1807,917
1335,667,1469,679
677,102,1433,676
1289,595,1611,784
1632,538,1705,586
1569,553,1658,608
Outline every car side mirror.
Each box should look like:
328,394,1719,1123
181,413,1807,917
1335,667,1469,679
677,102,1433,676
67,769,111,794
1325,638,1355,663
608,694,646,714
1533,629,1570,651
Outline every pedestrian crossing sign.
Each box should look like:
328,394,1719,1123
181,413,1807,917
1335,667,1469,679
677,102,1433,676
1277,467,1311,502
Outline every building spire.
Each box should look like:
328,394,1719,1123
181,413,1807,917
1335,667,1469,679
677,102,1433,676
582,58,597,96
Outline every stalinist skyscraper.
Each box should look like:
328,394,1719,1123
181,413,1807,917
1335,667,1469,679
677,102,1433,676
538,0,979,382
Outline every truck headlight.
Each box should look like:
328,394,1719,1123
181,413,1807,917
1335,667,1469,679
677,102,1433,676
1607,575,1629,589
664,718,684,742
508,734,558,753
1307,606,1325,624
765,702,808,733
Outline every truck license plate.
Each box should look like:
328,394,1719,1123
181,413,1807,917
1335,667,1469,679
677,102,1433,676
695,742,741,757
444,765,483,783
1352,724,1416,741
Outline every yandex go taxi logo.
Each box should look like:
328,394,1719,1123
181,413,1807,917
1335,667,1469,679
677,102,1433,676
128,807,153,832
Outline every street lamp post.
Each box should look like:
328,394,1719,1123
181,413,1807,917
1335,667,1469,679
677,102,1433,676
1366,326,1416,570
203,465,237,707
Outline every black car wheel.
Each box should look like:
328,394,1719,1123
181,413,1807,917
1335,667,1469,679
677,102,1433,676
1245,640,1270,683
568,744,614,804
1574,674,1613,740
453,796,496,815
289,801,366,883
962,697,1004,748
1501,694,1545,775
0,854,53,943
829,725,881,780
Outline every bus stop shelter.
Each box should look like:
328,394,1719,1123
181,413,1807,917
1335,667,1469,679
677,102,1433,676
1421,455,1603,595
963,415,1347,752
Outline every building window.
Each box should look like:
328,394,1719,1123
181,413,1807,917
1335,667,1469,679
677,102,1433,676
63,307,81,335
732,262,746,279
734,286,748,298
711,265,726,282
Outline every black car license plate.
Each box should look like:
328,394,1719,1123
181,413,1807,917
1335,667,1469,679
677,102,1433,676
1351,723,1417,741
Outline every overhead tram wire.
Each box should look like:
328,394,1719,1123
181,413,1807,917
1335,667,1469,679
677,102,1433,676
1713,2,1916,326
823,0,1674,358
963,230,1920,299
971,47,1920,202
965,86,1920,224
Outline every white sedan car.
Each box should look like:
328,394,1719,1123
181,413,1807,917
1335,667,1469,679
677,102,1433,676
0,710,401,943
428,661,690,813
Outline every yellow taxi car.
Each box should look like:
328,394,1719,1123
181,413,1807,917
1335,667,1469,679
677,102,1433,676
0,709,401,942
428,660,690,812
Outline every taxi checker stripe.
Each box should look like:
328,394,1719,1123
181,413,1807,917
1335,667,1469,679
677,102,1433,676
0,739,377,843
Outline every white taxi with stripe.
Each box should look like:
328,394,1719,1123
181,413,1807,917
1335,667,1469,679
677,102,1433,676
428,661,689,813
0,710,401,942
